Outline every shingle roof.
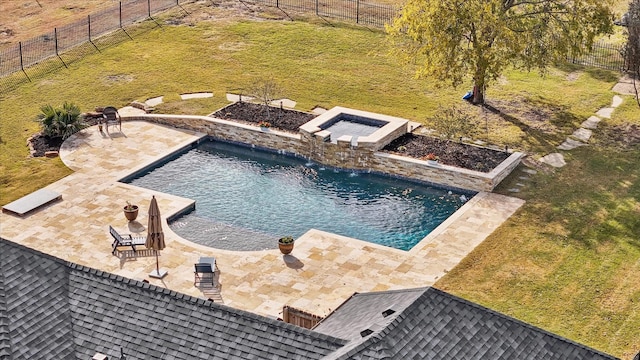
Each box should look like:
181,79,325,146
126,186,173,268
312,288,424,341
0,238,346,360
0,237,619,360
320,287,619,360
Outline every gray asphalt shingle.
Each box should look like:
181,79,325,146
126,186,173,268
318,288,619,360
0,238,621,360
0,239,346,359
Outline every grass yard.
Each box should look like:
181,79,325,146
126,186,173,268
0,2,639,358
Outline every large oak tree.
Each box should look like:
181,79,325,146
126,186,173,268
387,0,614,104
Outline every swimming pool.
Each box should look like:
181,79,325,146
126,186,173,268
125,139,474,251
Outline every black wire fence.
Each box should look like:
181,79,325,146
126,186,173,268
0,0,188,93
243,0,397,28
568,40,627,72
245,0,627,72
0,0,628,94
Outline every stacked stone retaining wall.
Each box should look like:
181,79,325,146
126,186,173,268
124,114,523,192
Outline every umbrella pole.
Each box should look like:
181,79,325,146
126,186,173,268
155,250,159,274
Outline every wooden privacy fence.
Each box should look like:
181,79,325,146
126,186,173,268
282,305,324,329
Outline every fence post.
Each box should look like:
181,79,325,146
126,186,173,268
316,0,319,15
88,15,99,50
54,28,68,68
120,2,123,28
356,0,359,24
148,0,152,18
19,42,31,82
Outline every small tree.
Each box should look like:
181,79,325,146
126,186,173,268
626,0,640,107
248,78,283,120
429,105,473,141
36,102,86,140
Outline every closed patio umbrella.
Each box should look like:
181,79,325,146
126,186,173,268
146,195,167,278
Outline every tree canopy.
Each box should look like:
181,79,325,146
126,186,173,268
386,0,614,104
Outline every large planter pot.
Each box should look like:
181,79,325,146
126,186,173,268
124,205,139,222
278,237,295,255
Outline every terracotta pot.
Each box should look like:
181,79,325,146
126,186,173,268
278,238,295,255
124,205,139,222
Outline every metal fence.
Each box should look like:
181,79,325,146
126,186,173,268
0,0,186,92
243,0,397,28
0,0,628,93
568,41,627,72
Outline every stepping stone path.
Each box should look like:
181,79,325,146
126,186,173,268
540,88,623,172
558,138,587,151
511,80,628,193
581,116,601,130
571,128,592,143
539,153,567,168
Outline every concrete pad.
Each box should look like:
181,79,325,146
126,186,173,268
595,107,614,119
312,107,327,115
181,92,213,100
226,93,255,102
539,153,566,168
611,95,623,108
269,98,296,108
118,106,146,117
145,96,164,107
571,128,592,143
2,188,62,216
407,121,422,133
558,138,587,150
581,116,601,130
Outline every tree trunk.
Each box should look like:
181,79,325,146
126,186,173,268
472,84,484,105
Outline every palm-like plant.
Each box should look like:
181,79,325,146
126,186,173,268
36,102,86,140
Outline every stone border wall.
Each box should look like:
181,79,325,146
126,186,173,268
123,114,523,192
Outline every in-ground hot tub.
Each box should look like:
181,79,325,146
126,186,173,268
300,107,410,150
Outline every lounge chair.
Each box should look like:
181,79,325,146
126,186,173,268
109,225,146,254
194,257,218,286
102,106,121,134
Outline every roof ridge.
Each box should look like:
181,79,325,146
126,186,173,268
428,287,619,359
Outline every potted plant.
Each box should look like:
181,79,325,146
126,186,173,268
278,236,295,254
123,201,139,221
257,120,271,129
423,153,439,165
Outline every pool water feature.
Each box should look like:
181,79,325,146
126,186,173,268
126,140,474,251
323,121,381,144
320,114,386,145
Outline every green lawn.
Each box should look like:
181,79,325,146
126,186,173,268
0,3,639,358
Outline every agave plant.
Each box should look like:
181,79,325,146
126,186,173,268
36,102,86,140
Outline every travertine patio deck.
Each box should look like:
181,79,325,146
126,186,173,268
0,121,524,318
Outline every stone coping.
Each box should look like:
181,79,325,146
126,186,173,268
300,106,409,150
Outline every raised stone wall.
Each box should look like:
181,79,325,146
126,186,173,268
123,114,522,192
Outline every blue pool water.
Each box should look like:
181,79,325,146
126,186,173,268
126,140,473,251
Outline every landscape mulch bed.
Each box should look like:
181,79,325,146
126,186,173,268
213,102,315,132
383,134,510,172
